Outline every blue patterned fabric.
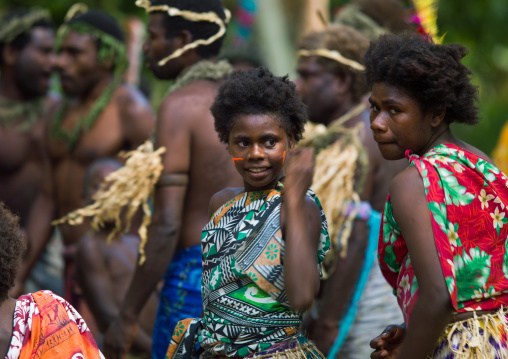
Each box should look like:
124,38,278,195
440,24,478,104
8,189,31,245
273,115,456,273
152,245,202,359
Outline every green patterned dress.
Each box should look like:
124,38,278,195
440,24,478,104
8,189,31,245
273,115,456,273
165,182,330,358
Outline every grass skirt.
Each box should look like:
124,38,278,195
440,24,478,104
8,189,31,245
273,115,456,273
430,307,508,358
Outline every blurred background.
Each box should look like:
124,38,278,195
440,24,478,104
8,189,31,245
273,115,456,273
1,0,506,155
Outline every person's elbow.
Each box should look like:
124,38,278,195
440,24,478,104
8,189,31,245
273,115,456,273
419,284,453,317
288,280,319,312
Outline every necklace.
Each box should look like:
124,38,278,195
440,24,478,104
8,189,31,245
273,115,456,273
50,80,118,149
0,96,44,132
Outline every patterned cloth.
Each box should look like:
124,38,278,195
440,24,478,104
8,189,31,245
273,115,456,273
165,183,330,358
152,245,202,359
379,143,508,325
5,290,103,359
430,308,508,358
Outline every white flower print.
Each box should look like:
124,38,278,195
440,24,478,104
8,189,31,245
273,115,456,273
399,274,410,293
490,207,505,229
494,196,505,210
479,189,495,210
446,223,459,247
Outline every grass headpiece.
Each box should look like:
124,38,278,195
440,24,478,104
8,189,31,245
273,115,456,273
51,4,128,149
0,8,51,44
56,4,127,70
298,48,365,71
135,0,231,66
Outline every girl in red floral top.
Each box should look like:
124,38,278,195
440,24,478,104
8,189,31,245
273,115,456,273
364,33,508,358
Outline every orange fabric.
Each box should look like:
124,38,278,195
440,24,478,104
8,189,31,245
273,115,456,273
18,291,101,359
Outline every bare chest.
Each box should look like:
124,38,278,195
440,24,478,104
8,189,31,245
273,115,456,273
49,102,125,165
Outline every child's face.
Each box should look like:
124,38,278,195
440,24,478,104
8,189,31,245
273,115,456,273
228,113,290,192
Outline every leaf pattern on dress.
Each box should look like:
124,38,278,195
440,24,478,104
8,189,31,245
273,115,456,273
378,143,508,324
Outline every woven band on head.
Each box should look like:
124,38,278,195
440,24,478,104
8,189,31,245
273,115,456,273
298,48,365,71
0,9,51,43
135,0,231,66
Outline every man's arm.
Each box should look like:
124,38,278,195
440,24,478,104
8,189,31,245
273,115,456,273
13,107,58,296
103,93,191,359
118,84,155,149
75,236,152,353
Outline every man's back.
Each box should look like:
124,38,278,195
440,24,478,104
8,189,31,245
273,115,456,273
157,79,241,249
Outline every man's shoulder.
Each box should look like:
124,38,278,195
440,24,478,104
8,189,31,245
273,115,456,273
113,83,150,106
159,81,219,121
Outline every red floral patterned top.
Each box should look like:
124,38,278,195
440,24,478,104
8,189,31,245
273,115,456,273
379,143,508,325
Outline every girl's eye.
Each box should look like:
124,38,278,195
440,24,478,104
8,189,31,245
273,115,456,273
238,141,249,147
370,104,380,112
265,139,276,147
389,107,400,115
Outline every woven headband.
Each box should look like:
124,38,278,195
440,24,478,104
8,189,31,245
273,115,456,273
135,0,231,66
298,48,365,71
0,9,51,43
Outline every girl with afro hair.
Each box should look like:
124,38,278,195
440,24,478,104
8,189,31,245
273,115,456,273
367,33,508,358
164,67,330,359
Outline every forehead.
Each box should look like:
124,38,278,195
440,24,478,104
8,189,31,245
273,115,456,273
29,27,55,46
297,55,325,73
60,30,96,51
147,13,167,34
231,113,286,135
371,82,421,106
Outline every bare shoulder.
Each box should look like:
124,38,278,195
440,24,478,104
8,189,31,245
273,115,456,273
389,166,425,210
457,141,493,164
159,80,219,125
114,83,150,106
209,187,244,218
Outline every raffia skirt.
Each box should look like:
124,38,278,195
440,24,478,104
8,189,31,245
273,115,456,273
430,307,508,358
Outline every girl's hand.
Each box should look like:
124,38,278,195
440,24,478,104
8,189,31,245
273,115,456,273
284,148,315,199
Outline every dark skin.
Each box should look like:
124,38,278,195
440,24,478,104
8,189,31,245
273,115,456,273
368,82,491,359
21,30,155,290
0,27,58,297
75,164,157,355
103,12,242,359
0,294,16,358
0,27,56,228
208,114,323,311
295,56,405,354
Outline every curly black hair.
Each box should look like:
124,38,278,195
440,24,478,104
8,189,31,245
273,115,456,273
0,202,26,299
299,24,369,103
211,67,308,144
363,33,479,125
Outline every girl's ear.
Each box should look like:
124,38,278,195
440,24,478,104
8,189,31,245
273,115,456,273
431,108,446,128
288,135,295,150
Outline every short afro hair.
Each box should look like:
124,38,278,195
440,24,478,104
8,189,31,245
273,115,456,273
0,202,26,299
150,0,227,59
0,9,53,67
299,24,369,103
211,67,308,144
364,33,479,125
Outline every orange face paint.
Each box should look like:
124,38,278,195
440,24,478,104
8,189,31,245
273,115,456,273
273,151,286,164
232,157,244,164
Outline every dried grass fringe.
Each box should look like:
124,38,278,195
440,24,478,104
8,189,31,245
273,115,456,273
433,307,508,358
298,103,367,278
52,141,166,265
249,342,326,359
